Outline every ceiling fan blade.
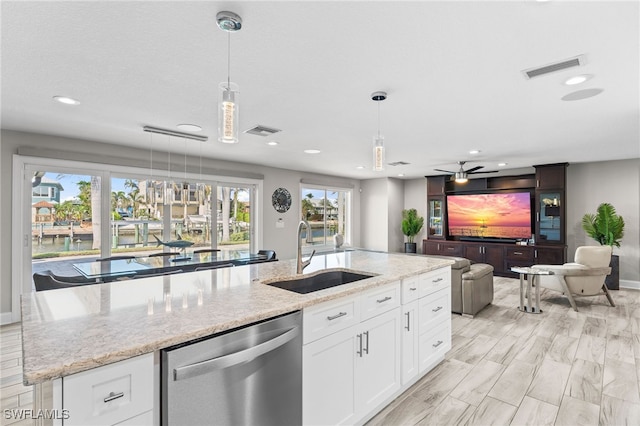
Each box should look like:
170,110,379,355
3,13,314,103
468,170,499,174
434,169,455,174
465,166,484,173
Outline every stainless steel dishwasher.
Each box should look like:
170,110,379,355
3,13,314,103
161,311,302,425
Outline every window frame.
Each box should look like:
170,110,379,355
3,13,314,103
299,182,352,251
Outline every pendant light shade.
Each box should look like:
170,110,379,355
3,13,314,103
371,91,387,171
217,11,242,144
373,135,385,172
218,82,239,143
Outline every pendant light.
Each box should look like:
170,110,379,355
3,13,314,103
372,91,387,171
217,11,242,144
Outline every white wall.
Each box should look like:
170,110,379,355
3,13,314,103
567,159,640,284
404,178,428,254
0,130,362,318
360,178,388,251
387,178,405,253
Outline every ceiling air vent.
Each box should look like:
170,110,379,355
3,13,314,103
244,125,282,136
522,55,585,79
388,161,410,166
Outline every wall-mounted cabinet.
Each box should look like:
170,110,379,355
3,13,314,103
427,176,446,240
534,164,567,245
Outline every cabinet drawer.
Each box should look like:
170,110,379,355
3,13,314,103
419,322,451,373
440,243,462,256
63,353,153,426
419,267,451,298
401,276,420,304
505,247,534,261
303,295,359,344
361,282,400,321
418,289,450,332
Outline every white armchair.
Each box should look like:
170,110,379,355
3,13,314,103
531,245,614,312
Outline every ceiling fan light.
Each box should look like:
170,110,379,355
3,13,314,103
454,171,468,183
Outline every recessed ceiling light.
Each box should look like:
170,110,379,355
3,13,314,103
561,88,604,101
176,124,202,132
304,149,321,154
53,96,80,105
564,74,592,86
469,150,481,155
267,141,279,146
498,162,508,167
356,166,365,170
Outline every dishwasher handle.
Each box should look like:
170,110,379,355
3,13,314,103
173,327,299,381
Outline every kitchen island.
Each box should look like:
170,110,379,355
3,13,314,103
21,250,453,425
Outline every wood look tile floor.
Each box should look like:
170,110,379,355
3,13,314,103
368,277,640,426
2,277,639,425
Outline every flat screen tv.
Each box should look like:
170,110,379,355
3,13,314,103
447,192,532,240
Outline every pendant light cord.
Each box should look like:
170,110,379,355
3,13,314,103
227,31,231,89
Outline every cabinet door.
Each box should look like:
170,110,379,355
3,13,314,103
463,244,484,264
303,326,357,426
401,301,419,385
484,245,504,274
535,246,566,264
423,241,441,255
355,308,401,419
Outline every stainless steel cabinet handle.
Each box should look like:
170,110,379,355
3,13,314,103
432,340,443,348
432,277,443,283
409,287,417,291
447,247,455,251
326,312,347,321
376,296,392,303
357,333,363,357
514,252,523,256
363,331,369,355
174,327,299,381
104,391,124,403
432,306,443,313
405,312,411,331
534,250,538,258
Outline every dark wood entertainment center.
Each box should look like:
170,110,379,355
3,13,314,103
423,164,568,277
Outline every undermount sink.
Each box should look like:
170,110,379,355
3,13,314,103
266,270,375,294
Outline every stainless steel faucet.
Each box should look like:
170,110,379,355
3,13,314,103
297,220,316,274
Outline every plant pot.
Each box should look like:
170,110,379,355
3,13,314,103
605,254,620,290
404,242,417,254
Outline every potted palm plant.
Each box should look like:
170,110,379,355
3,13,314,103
402,208,424,253
581,202,625,290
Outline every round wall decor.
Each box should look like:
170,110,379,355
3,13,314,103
272,187,292,213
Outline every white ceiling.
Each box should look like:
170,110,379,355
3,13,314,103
2,1,639,180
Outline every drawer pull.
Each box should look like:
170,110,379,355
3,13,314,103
432,340,444,348
432,306,443,313
376,296,392,303
326,312,347,321
104,391,124,403
409,287,417,291
432,277,443,283
514,251,523,256
447,247,455,251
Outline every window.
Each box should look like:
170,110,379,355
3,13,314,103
301,185,351,249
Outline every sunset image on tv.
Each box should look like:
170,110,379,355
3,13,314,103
447,193,532,239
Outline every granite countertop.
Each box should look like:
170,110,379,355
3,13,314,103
21,250,453,385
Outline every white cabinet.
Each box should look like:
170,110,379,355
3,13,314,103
401,300,419,384
303,282,401,426
62,353,154,426
355,308,401,419
303,326,358,425
400,267,451,385
303,266,452,426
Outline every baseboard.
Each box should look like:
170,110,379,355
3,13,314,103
0,311,16,325
620,279,640,290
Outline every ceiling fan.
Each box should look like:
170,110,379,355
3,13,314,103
434,161,496,183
